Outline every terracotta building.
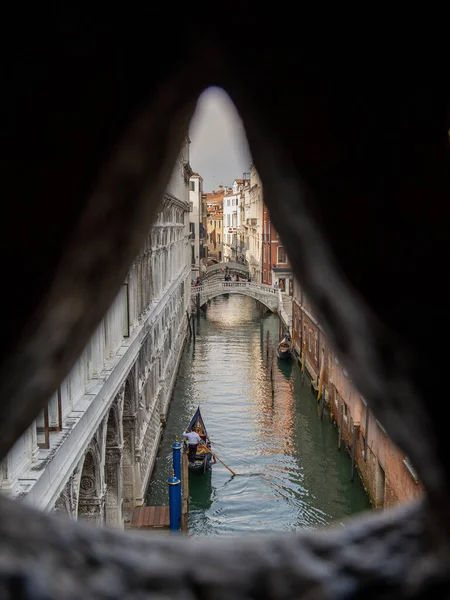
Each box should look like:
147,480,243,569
292,278,424,509
261,204,293,294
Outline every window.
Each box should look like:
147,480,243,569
263,245,267,262
277,246,287,263
227,199,230,206
189,201,193,212
189,180,195,191
48,388,62,431
36,407,50,449
343,402,348,418
210,220,212,226
218,234,221,244
263,269,266,283
214,221,216,229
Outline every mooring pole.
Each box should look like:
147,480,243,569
172,439,182,481
168,470,181,532
181,449,189,533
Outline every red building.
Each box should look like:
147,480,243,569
291,277,424,509
261,204,293,294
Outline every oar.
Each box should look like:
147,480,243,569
210,451,237,476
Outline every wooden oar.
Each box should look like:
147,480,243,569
210,451,237,476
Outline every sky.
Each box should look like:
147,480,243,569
188,87,251,192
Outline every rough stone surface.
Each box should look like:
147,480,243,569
0,495,448,599
1,7,449,599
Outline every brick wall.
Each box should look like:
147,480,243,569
292,277,424,509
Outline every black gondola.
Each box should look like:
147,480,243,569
276,336,292,360
184,407,214,473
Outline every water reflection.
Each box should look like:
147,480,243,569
146,295,371,536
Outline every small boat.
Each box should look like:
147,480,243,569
276,336,292,360
184,407,214,474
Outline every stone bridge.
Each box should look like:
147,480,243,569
203,261,249,281
192,281,280,312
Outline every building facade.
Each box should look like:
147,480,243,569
222,177,249,263
291,278,424,509
242,165,264,282
0,140,193,527
262,205,293,294
205,188,225,262
189,172,204,282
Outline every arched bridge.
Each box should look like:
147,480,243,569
203,261,249,281
191,281,280,312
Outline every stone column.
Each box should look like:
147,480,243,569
122,418,137,518
134,443,144,507
105,447,123,528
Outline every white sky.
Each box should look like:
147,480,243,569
188,87,251,192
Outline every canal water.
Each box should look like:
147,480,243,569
146,295,371,536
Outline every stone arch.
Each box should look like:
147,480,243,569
104,400,123,527
200,289,277,312
77,440,103,525
123,371,136,417
53,492,72,519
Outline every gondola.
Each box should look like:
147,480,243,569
276,336,292,360
184,407,214,474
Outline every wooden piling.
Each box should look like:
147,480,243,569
338,401,343,450
350,423,358,481
320,393,325,421
186,310,192,338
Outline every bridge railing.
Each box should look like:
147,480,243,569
191,281,279,296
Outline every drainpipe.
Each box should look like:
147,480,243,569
364,407,369,461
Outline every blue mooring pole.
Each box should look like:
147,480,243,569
172,439,182,481
168,470,181,531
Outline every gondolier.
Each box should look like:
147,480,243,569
183,428,201,462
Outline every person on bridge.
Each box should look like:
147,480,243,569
183,428,201,462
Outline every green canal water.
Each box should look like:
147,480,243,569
146,295,371,536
